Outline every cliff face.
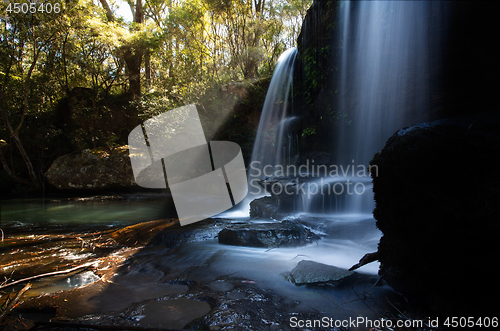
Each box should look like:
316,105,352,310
437,1,500,118
294,0,340,155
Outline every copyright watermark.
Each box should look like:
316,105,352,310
249,160,378,197
289,316,499,329
290,316,428,329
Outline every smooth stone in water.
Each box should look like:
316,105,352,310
289,260,353,285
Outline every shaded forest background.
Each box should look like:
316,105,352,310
0,0,311,194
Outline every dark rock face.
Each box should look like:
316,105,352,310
294,0,341,154
249,196,282,219
256,176,303,212
45,147,137,190
218,220,319,248
288,260,354,285
371,113,500,315
438,2,500,119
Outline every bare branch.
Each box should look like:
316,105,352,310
0,283,32,324
0,262,98,290
349,251,379,271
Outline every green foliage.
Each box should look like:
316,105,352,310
133,93,182,121
303,45,331,104
0,0,312,191
301,125,317,137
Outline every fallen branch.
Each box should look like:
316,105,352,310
349,251,379,271
0,261,97,290
0,282,31,324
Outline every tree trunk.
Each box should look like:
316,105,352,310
135,0,143,24
124,0,144,99
123,47,143,99
0,144,31,185
145,48,151,88
99,0,115,22
0,39,42,190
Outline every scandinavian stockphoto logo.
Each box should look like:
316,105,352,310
128,104,248,226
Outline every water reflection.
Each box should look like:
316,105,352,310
1,196,175,228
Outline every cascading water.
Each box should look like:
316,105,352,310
225,2,444,271
338,0,435,170
301,0,442,215
218,48,298,217
248,48,298,184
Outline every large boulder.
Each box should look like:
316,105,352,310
218,220,319,248
371,113,500,315
45,146,137,190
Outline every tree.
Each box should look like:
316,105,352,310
0,0,312,192
0,2,69,189
204,0,310,80
99,0,145,99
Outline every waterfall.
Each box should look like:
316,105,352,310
337,0,435,167
219,0,447,273
219,48,298,217
229,1,444,220
248,48,299,193
301,1,443,215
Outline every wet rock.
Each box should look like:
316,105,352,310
257,176,303,212
140,298,211,329
148,218,223,248
218,220,319,248
45,146,137,190
288,260,353,285
111,219,178,247
220,82,251,100
371,113,500,315
298,151,336,171
249,196,284,219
